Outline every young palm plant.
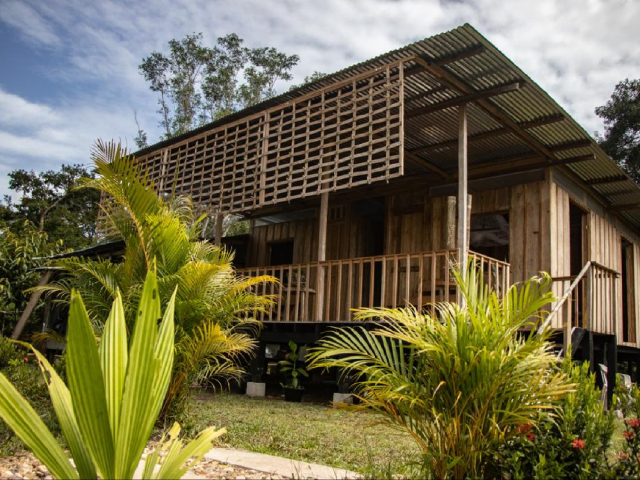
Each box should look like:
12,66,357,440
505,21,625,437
38,140,274,416
307,262,574,479
0,271,224,479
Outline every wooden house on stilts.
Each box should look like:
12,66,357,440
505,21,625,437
46,24,640,395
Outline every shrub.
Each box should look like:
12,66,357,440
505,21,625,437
308,262,573,479
613,381,640,478
496,359,615,479
0,271,225,479
0,336,60,457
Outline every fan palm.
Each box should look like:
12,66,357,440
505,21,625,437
308,261,574,479
39,140,274,416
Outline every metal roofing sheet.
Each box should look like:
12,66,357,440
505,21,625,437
133,23,640,230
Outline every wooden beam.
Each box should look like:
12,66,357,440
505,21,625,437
405,150,450,178
458,104,469,289
548,140,592,152
553,153,596,166
404,44,486,78
464,153,595,179
406,81,523,119
12,270,53,340
609,203,640,212
413,56,556,160
409,114,564,154
405,85,449,104
586,175,629,186
316,192,329,321
214,212,224,246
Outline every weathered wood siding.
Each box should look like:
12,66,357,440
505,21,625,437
385,181,549,284
549,178,640,345
246,201,380,266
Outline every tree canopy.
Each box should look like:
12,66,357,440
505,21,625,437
138,32,300,142
1,164,99,250
595,78,640,182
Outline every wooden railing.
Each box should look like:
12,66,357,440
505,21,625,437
544,261,620,338
237,250,510,322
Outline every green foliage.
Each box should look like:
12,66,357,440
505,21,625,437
1,164,99,249
139,33,299,139
308,262,573,479
612,381,640,478
41,140,274,417
0,337,60,457
0,271,225,479
496,359,615,479
0,221,63,335
595,78,640,182
279,340,309,389
289,71,327,90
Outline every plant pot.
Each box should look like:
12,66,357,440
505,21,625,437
283,386,304,402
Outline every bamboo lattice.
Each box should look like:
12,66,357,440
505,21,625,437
103,60,405,222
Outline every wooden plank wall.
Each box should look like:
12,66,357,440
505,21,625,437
550,180,640,345
246,201,380,267
385,181,549,284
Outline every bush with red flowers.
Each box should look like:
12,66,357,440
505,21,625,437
494,359,614,480
613,383,640,479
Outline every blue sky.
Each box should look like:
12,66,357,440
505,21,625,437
0,0,638,198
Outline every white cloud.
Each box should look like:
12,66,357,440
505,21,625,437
0,0,60,46
0,0,638,197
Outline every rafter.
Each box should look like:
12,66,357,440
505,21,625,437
609,203,640,212
409,114,565,155
406,81,523,119
548,140,592,152
412,56,556,160
404,44,486,78
586,175,629,186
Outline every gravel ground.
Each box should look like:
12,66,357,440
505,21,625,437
0,450,288,480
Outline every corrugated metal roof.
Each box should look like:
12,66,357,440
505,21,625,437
133,23,640,230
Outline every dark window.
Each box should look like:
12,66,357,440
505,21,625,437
469,213,509,262
269,240,294,266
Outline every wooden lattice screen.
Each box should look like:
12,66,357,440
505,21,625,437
114,60,405,218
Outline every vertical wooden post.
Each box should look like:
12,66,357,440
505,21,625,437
316,192,329,321
457,104,469,299
12,270,53,340
214,212,224,247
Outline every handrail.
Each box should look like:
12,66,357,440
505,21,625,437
539,260,621,335
238,249,511,322
538,261,593,334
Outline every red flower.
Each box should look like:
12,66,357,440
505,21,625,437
626,418,640,429
517,423,533,435
572,439,585,450
22,356,28,363
527,432,535,442
623,430,635,440
620,451,629,461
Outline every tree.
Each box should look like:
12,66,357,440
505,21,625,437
0,221,63,335
308,262,573,479
595,79,640,181
1,165,100,249
40,140,274,417
289,71,327,90
139,33,299,139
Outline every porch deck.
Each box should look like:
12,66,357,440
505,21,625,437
237,250,509,322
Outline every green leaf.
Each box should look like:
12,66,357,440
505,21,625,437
24,342,97,480
67,289,116,479
115,270,162,479
99,290,128,442
0,373,78,480
154,424,226,480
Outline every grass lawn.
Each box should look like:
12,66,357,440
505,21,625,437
187,392,421,477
